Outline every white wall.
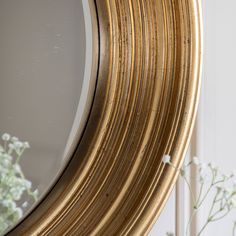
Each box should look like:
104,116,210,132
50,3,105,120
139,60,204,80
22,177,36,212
196,0,236,235
149,190,176,236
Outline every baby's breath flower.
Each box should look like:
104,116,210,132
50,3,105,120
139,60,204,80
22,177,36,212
2,133,10,141
10,187,24,201
8,143,15,150
216,186,223,193
1,199,16,210
230,199,236,208
11,136,18,142
173,158,236,235
23,179,32,189
162,155,171,164
14,207,23,219
14,141,23,149
13,163,21,173
22,201,28,208
33,189,39,197
193,156,200,166
2,153,13,161
0,133,37,234
23,142,30,148
2,159,10,168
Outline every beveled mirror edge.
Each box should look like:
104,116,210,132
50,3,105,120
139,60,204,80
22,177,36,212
7,0,202,235
62,0,99,164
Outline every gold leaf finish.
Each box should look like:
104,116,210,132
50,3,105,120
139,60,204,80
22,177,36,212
9,0,202,235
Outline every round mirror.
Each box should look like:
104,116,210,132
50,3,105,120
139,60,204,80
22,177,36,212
0,1,202,235
0,0,95,234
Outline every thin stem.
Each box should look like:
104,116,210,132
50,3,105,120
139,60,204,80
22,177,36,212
4,140,7,151
214,179,226,185
195,166,225,236
197,193,218,236
197,166,218,208
196,183,204,206
186,181,204,235
186,209,197,236
211,210,230,222
208,191,220,218
198,192,231,236
18,168,38,202
197,183,213,208
233,222,236,236
197,220,209,236
183,174,196,204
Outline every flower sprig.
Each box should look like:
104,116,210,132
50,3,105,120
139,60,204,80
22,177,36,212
163,155,236,236
0,133,38,235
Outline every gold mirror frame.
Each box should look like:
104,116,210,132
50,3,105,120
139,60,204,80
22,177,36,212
8,0,202,235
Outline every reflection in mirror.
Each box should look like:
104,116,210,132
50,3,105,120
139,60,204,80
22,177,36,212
0,0,94,234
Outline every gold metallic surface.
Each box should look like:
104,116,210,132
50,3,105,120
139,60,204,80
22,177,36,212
9,0,202,235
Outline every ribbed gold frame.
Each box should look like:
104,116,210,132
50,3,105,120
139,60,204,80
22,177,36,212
8,0,202,235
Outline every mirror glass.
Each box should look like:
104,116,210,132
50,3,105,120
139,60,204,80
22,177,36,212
0,0,94,234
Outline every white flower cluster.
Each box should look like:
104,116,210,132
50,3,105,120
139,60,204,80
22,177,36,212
0,133,38,235
162,155,236,236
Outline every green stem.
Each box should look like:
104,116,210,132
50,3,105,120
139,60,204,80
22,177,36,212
18,168,38,202
186,209,197,236
197,220,209,236
197,166,218,208
197,183,213,208
196,183,204,206
211,210,230,222
197,193,218,236
183,174,196,204
186,182,204,235
208,191,220,218
196,167,223,236
233,222,236,236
